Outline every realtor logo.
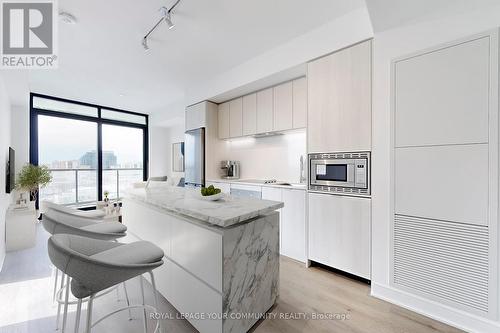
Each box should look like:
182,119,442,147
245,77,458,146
1,0,58,68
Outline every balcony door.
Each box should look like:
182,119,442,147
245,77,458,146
38,116,98,205
31,94,148,206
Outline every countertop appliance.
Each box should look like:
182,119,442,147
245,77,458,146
309,152,370,196
185,128,205,187
220,160,240,179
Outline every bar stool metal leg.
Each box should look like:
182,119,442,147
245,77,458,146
140,277,147,333
122,282,132,320
56,272,65,330
85,295,95,333
53,268,59,302
62,274,70,333
74,299,82,333
149,271,162,333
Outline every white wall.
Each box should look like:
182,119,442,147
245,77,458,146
209,131,306,183
0,75,12,270
371,4,500,332
149,126,170,177
187,6,374,105
10,105,29,174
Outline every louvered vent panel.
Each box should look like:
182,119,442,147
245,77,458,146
393,214,489,313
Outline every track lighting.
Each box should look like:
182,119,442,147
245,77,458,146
142,0,181,51
142,37,149,51
165,13,174,30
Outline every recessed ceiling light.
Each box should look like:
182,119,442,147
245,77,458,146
59,12,77,24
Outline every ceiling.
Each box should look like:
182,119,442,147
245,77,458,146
365,0,500,32
0,0,365,113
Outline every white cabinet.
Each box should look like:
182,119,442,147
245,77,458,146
186,102,207,131
307,40,372,153
242,93,257,136
262,187,306,263
308,193,371,279
229,98,243,138
395,144,488,226
394,36,489,147
273,81,293,131
292,77,307,129
206,181,231,194
281,189,306,262
256,87,274,133
218,102,230,139
218,78,307,139
6,206,36,251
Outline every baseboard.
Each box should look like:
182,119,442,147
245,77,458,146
371,283,500,333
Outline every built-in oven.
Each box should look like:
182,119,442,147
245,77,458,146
309,152,370,196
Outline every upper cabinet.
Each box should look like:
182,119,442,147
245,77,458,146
218,78,307,140
307,40,372,153
218,102,230,139
292,77,307,129
242,93,257,136
229,98,243,137
394,37,489,147
185,102,207,131
256,87,274,134
273,81,293,131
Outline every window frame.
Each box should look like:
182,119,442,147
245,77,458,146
30,93,149,205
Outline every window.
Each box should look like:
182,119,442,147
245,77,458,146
102,124,144,199
31,94,148,206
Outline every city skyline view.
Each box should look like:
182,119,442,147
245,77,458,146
37,115,144,204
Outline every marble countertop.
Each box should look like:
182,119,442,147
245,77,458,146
124,186,284,228
207,179,307,190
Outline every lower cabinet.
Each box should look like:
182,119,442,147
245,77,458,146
262,187,306,263
308,193,371,279
205,181,231,194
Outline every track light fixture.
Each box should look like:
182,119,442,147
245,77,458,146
142,0,181,50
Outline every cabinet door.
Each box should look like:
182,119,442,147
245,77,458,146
206,181,231,194
185,102,206,131
292,77,307,129
218,102,230,139
308,193,371,279
256,88,273,133
242,93,257,136
394,36,489,147
281,189,306,262
262,187,283,252
307,40,371,152
273,82,293,131
229,98,243,138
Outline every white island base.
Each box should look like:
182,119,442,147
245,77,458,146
122,196,280,333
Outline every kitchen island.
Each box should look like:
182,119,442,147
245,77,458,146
122,186,283,333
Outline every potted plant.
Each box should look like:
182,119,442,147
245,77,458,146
16,164,52,203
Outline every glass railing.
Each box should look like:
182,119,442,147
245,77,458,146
40,168,143,205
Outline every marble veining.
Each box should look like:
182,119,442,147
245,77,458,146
222,212,280,333
124,187,284,228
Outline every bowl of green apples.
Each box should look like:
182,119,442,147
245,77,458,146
199,185,224,201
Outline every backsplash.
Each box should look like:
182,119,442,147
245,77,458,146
211,130,306,183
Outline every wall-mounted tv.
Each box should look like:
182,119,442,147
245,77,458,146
6,147,15,193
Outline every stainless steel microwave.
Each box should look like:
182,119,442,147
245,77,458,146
309,152,370,196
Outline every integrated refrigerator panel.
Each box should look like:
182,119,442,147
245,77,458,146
184,127,205,187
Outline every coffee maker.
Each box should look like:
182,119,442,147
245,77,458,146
220,160,240,179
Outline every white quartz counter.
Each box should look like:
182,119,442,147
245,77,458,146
124,186,283,228
207,179,307,190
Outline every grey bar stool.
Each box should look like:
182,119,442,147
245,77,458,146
41,201,107,220
41,209,127,332
48,234,164,333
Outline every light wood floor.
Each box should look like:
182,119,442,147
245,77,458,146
0,224,463,333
